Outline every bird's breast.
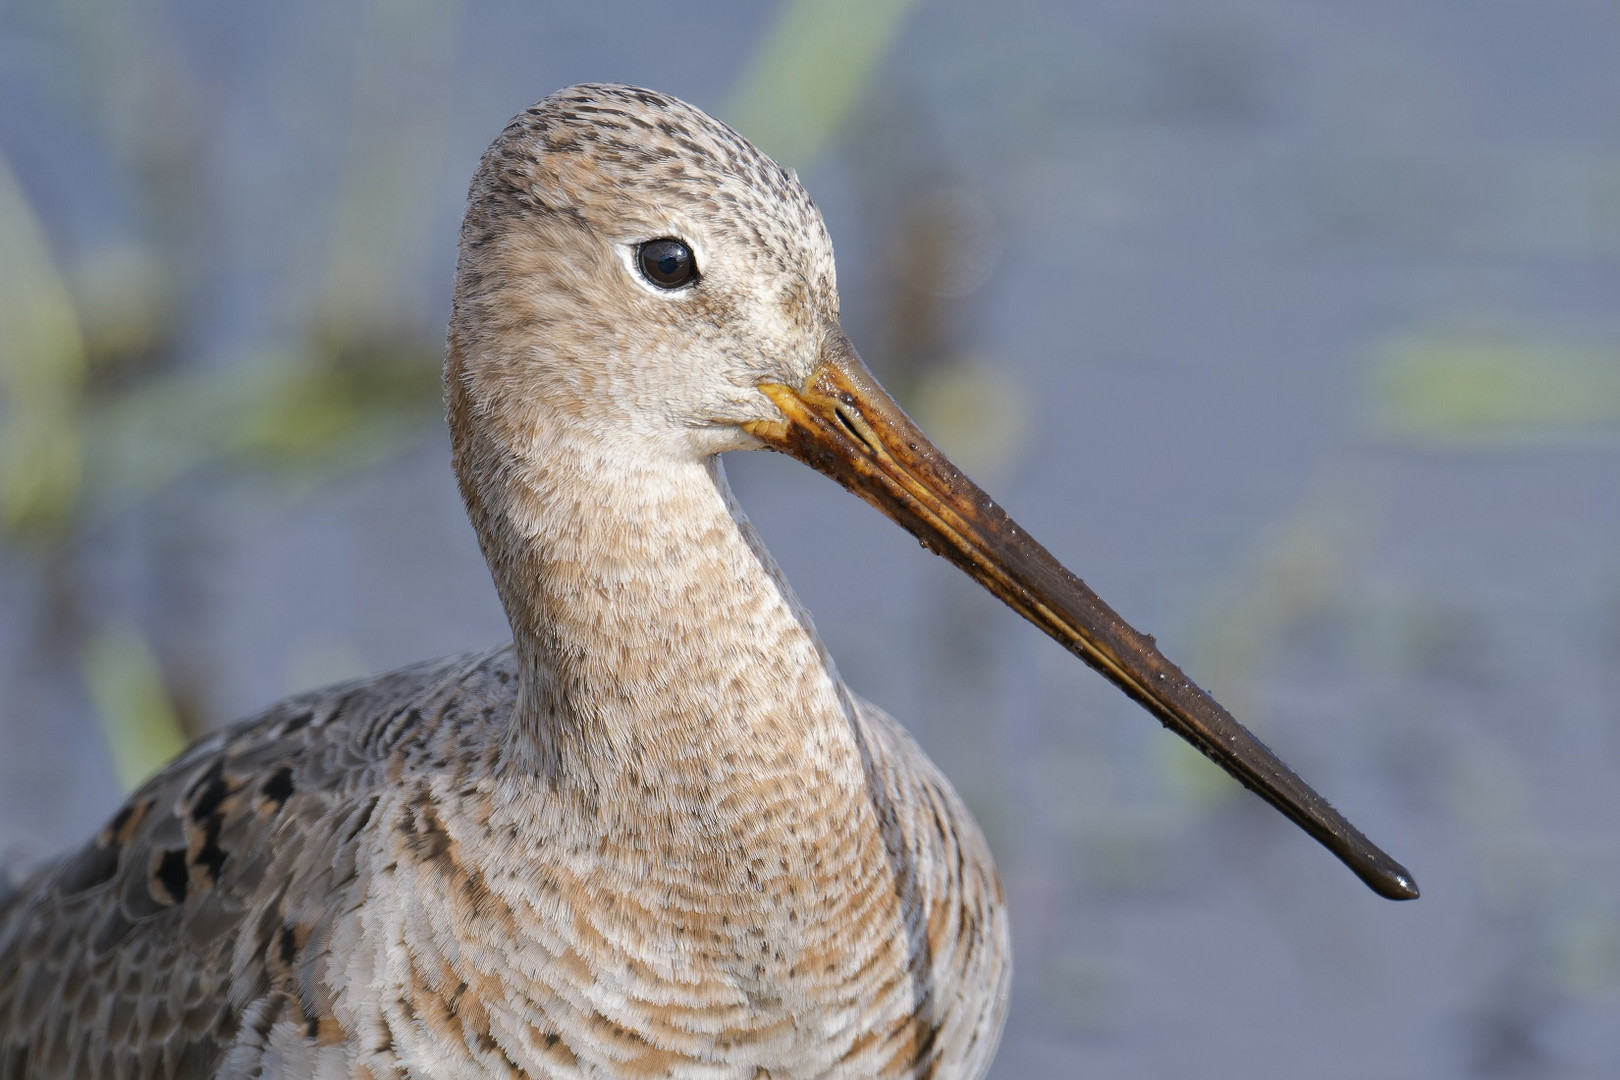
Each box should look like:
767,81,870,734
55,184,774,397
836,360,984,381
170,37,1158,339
337,745,963,1079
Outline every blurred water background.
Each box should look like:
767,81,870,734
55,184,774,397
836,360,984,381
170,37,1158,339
3,1,1619,1076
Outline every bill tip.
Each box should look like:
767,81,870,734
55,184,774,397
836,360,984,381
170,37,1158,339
1368,863,1420,901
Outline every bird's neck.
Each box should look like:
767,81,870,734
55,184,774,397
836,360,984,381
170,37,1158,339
463,426,857,800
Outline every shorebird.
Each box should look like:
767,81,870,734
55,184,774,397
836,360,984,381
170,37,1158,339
0,84,1416,1079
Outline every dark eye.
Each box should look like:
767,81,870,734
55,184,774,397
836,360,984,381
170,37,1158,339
637,238,698,289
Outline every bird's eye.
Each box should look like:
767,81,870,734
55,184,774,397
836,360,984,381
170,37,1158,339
637,238,698,289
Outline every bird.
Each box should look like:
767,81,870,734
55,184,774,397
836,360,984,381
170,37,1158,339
0,84,1417,1080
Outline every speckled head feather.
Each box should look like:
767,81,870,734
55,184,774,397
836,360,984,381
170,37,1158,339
449,84,838,454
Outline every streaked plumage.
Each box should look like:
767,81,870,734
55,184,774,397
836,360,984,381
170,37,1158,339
1,645,1005,1078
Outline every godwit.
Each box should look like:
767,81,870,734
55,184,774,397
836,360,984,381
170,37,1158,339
0,84,1416,1079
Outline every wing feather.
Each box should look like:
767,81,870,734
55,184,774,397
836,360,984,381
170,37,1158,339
0,649,512,1080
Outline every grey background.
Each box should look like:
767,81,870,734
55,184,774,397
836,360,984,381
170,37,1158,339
2,2,1619,1076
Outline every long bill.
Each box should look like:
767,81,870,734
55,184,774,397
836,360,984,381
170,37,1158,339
745,329,1418,901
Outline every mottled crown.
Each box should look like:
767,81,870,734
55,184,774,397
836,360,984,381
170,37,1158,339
458,83,836,314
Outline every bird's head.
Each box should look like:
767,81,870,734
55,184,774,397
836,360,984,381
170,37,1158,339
448,82,838,460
